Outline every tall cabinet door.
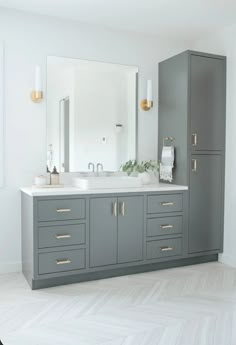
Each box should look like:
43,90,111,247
190,55,226,151
90,197,117,267
117,196,144,264
189,155,223,253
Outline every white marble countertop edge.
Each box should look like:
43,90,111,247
21,183,188,196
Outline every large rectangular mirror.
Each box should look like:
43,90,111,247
46,56,138,172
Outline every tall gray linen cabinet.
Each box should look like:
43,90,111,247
158,50,226,256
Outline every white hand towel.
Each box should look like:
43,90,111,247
160,146,174,182
161,146,174,166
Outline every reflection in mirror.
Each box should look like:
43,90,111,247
47,57,138,172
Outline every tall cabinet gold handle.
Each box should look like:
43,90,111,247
192,133,198,146
192,159,197,172
112,202,117,217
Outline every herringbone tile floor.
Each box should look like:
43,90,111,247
1,262,236,344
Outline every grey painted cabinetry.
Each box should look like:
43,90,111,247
117,196,144,264
90,196,143,267
146,193,185,261
158,50,226,255
189,155,223,253
90,197,117,267
190,54,225,152
22,189,218,289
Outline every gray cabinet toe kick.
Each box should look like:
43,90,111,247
21,187,220,289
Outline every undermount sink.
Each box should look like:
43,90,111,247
73,175,142,190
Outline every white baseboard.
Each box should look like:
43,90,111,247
0,262,21,274
219,254,236,268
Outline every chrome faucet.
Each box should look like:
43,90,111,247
88,162,95,172
96,163,103,175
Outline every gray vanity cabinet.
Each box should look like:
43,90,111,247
90,195,143,268
90,197,117,267
158,50,226,256
117,196,143,264
22,188,221,289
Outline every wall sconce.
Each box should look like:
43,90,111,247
140,80,153,111
31,65,43,103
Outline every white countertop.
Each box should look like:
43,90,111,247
21,183,188,197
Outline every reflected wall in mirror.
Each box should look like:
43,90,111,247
47,56,138,172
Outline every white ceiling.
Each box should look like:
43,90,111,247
0,0,235,41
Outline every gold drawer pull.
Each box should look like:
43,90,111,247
56,234,71,239
160,224,173,229
56,208,71,213
56,259,71,265
160,202,174,206
160,246,174,252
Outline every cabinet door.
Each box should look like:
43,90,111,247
90,197,117,267
189,155,223,253
190,55,225,151
117,196,143,263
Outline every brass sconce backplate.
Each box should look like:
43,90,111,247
140,99,153,111
31,91,43,103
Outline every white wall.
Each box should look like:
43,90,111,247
0,41,4,187
0,7,189,273
192,25,236,267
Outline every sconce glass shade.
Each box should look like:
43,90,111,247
31,65,43,103
35,65,42,91
147,80,152,102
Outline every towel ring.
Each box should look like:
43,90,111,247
163,136,174,147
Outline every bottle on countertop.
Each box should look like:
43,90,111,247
50,166,60,185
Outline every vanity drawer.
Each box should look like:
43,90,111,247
147,216,182,237
38,224,86,249
147,194,183,214
37,198,86,222
146,238,182,260
38,249,86,275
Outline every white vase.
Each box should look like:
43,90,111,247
139,171,159,185
150,171,159,184
139,172,152,185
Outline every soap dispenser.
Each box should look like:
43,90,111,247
50,166,60,185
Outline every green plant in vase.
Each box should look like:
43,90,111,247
120,160,144,176
121,160,159,184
